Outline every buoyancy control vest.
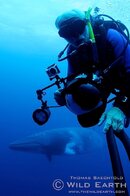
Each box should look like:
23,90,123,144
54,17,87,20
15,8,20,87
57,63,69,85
91,15,129,71
58,13,129,74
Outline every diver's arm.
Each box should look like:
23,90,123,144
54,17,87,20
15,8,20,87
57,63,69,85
107,29,130,119
107,29,130,59
107,29,130,75
67,60,75,77
67,45,77,78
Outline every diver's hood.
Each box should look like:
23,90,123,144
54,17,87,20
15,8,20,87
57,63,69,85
55,9,86,30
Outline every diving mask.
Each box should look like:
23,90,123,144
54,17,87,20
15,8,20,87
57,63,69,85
58,18,87,39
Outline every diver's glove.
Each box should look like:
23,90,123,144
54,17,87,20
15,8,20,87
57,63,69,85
98,107,126,133
54,88,66,106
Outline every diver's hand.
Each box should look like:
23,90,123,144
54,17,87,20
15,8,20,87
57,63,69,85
98,107,126,133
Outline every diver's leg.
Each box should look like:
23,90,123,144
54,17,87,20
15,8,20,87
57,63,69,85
106,127,129,195
114,130,130,160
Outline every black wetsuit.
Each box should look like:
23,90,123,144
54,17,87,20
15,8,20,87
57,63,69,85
67,29,130,122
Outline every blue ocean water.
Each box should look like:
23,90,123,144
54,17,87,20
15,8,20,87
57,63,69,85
0,1,130,196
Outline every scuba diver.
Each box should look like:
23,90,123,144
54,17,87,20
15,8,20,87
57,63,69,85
32,8,130,194
54,8,130,133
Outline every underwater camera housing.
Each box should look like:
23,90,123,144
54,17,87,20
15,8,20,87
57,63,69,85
46,64,60,80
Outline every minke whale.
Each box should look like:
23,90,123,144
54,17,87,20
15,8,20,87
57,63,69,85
9,127,104,160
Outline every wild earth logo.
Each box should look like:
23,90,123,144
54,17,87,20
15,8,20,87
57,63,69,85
52,176,127,194
52,179,64,191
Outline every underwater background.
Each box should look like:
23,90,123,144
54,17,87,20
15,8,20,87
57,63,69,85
0,0,130,195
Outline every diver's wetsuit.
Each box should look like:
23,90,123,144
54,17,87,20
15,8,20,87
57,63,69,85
67,29,130,119
67,28,130,162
